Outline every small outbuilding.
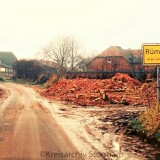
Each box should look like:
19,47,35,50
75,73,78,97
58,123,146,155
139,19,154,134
0,52,17,78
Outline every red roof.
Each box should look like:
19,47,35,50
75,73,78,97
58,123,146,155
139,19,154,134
99,46,142,58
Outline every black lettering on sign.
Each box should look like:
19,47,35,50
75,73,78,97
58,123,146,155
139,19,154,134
145,48,160,54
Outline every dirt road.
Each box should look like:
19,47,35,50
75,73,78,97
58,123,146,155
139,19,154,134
0,83,84,160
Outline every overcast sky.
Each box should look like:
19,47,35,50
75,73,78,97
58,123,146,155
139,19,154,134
0,0,160,59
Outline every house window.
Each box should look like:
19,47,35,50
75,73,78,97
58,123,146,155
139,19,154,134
10,68,13,73
0,67,5,72
6,68,9,72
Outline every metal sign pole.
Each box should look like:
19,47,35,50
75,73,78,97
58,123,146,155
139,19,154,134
157,66,160,102
142,44,160,102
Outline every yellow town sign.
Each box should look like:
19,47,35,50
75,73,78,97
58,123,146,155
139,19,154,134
143,44,160,65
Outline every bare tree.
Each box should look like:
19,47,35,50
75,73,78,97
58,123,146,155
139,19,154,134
41,35,81,77
77,50,98,71
68,37,81,71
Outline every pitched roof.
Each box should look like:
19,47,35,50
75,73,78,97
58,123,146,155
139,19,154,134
99,46,142,59
99,46,124,56
0,52,17,66
0,62,13,68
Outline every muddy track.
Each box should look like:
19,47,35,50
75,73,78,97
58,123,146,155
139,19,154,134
0,83,84,160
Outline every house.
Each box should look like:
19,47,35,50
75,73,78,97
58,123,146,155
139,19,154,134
0,52,17,78
0,62,15,77
88,56,131,71
88,46,155,71
88,46,155,80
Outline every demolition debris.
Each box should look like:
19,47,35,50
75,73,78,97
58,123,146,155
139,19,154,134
42,73,156,106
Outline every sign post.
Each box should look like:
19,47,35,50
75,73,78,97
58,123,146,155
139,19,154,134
157,66,160,102
142,44,160,102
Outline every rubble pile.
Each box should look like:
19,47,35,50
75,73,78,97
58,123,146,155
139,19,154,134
0,88,7,104
43,73,156,106
138,82,157,105
0,88,4,97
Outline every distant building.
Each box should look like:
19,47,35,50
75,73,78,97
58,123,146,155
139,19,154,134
0,52,17,78
88,46,155,72
88,56,131,71
87,46,155,80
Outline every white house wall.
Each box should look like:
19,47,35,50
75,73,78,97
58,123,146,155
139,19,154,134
0,67,5,72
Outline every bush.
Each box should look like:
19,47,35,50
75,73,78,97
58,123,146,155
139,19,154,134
139,103,160,136
0,77,4,81
129,119,144,131
44,74,59,88
128,107,160,145
37,74,49,84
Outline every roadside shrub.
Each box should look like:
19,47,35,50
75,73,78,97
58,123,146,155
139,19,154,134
0,77,4,81
139,103,160,136
129,119,144,131
11,76,16,81
37,74,49,84
44,74,59,88
128,105,160,145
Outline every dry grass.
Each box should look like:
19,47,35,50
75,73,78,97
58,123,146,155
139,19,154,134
139,103,160,135
44,74,59,88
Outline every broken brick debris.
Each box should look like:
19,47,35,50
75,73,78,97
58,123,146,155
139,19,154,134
0,88,5,97
42,73,156,106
